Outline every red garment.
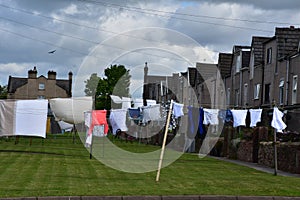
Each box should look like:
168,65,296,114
88,110,108,135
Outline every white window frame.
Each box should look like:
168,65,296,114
267,47,272,64
243,83,248,106
39,83,45,90
292,75,298,104
254,84,260,100
235,53,242,73
279,79,284,105
249,50,255,79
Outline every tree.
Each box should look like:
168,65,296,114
0,85,7,99
95,65,131,110
84,73,100,97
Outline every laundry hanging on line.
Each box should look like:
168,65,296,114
271,107,287,133
109,109,128,135
49,97,92,124
230,110,248,128
249,109,263,127
0,99,48,138
142,104,161,123
203,108,219,125
172,102,184,119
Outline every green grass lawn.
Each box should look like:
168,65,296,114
0,134,299,198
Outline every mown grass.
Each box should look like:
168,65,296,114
0,134,299,198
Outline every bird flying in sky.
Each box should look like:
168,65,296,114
48,50,56,54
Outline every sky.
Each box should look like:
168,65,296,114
0,0,300,97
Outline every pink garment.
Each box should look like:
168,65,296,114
88,110,108,135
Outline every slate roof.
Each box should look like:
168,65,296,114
217,53,233,78
7,76,28,93
275,27,300,59
56,79,71,95
251,36,271,66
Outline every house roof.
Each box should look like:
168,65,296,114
195,63,218,84
56,79,71,95
275,27,300,59
7,76,28,93
217,53,233,78
251,36,271,66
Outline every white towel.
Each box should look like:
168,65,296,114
142,104,161,123
109,109,128,134
173,102,184,118
203,108,219,125
249,109,262,127
146,99,157,106
231,110,248,127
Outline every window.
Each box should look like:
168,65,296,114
279,79,284,105
37,95,45,99
264,84,270,104
227,88,231,106
254,84,260,100
235,89,239,106
292,75,298,104
39,83,45,90
249,50,255,79
267,48,272,64
243,83,248,106
235,53,242,73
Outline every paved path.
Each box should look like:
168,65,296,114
210,156,300,178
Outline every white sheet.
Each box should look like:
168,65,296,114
133,98,144,108
121,97,131,110
49,97,92,124
109,109,128,134
15,100,48,138
110,95,122,104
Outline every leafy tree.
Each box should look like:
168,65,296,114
95,65,131,110
0,85,7,99
84,73,100,97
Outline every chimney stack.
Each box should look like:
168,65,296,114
28,66,37,79
48,70,57,80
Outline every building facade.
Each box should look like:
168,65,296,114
7,66,72,99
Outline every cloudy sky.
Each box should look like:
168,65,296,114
1,0,300,97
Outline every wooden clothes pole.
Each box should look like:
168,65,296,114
274,128,278,176
156,99,173,182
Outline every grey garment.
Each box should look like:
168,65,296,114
0,100,16,136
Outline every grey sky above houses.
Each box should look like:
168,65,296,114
0,0,299,97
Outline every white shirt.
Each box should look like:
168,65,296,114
271,107,287,132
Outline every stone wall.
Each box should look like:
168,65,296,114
237,140,253,162
258,142,300,174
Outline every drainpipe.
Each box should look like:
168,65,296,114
285,57,290,106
